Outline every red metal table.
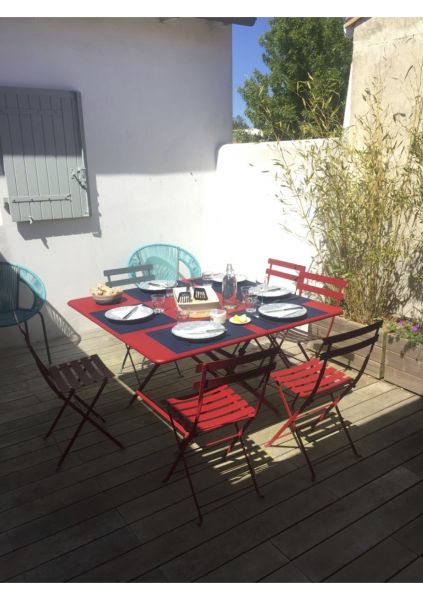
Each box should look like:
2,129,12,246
68,288,342,422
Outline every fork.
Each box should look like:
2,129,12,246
193,287,208,300
177,288,192,303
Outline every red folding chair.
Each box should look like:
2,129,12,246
17,320,126,468
161,346,278,524
265,320,383,480
265,258,306,290
237,258,305,360
282,271,347,361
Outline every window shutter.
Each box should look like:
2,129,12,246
0,86,90,222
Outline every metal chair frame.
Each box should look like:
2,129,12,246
0,261,51,363
162,346,278,524
280,271,347,361
266,320,383,480
128,243,201,282
102,265,183,382
17,320,126,468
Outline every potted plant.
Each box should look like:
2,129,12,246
383,319,423,394
268,68,423,379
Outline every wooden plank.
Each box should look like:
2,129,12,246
29,93,53,220
384,364,423,395
392,513,423,555
326,536,418,582
292,481,423,581
271,459,422,560
197,541,288,582
22,526,140,582
260,562,311,582
390,557,423,582
1,329,423,583
0,510,125,581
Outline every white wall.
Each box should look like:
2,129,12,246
0,17,232,347
204,141,318,283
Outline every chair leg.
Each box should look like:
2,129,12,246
45,396,70,439
120,345,131,372
37,311,52,365
57,380,123,468
239,436,264,498
181,451,203,526
163,422,190,483
335,405,361,458
264,418,292,447
291,427,316,481
297,341,311,361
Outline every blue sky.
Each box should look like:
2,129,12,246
232,18,270,122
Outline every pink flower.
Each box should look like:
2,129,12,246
412,325,419,332
396,319,403,327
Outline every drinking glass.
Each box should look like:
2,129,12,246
240,285,252,303
245,293,258,315
152,294,165,314
202,271,213,285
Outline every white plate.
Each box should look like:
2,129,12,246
229,316,251,325
212,273,247,284
138,280,177,292
258,302,307,320
171,320,226,340
249,284,291,298
105,304,154,322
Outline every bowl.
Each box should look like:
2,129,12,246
92,292,123,305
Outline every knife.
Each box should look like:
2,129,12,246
262,306,301,314
122,306,138,320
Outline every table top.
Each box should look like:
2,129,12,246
69,284,342,365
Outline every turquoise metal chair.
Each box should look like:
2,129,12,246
128,244,201,281
0,261,51,363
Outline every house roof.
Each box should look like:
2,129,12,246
160,17,256,27
204,18,257,27
344,17,370,36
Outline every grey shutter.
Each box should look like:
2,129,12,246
0,86,90,222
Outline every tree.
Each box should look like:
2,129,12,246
232,114,263,143
239,18,353,140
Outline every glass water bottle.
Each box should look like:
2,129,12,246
222,263,238,308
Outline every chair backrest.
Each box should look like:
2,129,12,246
296,271,347,306
128,244,201,281
191,347,278,430
103,265,155,288
265,258,305,291
302,320,383,410
0,262,46,324
15,318,63,399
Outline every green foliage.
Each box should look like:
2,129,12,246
239,18,352,140
232,114,263,144
276,67,423,324
386,319,423,344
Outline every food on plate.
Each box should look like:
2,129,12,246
231,313,250,324
90,283,123,297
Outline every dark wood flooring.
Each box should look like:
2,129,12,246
1,328,423,582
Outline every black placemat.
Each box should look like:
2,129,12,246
125,283,184,303
91,308,176,334
146,321,252,354
249,301,327,330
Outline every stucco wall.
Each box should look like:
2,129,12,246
347,17,423,125
204,141,318,282
0,17,232,347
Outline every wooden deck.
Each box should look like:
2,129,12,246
1,327,423,583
